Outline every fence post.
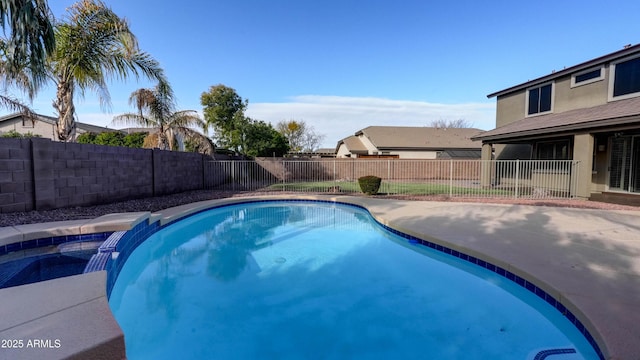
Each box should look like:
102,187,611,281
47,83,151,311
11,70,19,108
282,160,285,191
449,159,453,198
333,159,337,188
569,160,580,199
515,159,520,198
231,161,235,192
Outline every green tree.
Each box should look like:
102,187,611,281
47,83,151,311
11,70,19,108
200,84,248,152
112,82,213,154
76,132,97,143
244,120,289,157
0,0,55,114
275,119,325,153
94,131,125,146
51,0,166,142
123,132,147,148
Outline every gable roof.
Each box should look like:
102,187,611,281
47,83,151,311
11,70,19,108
337,135,368,154
472,96,640,142
488,43,640,98
0,112,116,133
355,126,483,150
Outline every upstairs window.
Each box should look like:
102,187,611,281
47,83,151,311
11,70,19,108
527,83,553,116
571,66,604,87
610,55,640,100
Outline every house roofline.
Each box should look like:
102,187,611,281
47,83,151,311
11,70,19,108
487,43,640,99
472,115,640,143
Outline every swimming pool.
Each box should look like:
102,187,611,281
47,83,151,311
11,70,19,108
109,201,599,359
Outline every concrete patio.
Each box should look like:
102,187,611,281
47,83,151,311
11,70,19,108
0,195,638,359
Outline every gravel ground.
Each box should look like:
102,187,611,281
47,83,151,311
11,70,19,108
1,189,638,227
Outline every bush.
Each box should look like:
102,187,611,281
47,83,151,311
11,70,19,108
123,132,147,148
76,132,97,143
77,131,146,148
95,132,125,146
1,130,41,138
358,175,382,195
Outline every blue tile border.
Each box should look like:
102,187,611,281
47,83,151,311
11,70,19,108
87,199,605,360
374,211,605,360
533,348,577,360
0,232,113,257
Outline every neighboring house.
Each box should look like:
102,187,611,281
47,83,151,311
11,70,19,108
472,44,640,204
336,126,483,159
0,113,114,140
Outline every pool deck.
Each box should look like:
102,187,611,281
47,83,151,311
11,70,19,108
0,195,639,360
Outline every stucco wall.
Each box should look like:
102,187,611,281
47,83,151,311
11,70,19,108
553,70,609,113
0,117,57,140
495,67,611,130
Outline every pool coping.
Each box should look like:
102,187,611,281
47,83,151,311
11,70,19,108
1,194,639,359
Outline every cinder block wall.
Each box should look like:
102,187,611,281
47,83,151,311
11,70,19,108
0,138,34,212
31,139,154,210
153,149,204,195
0,138,212,213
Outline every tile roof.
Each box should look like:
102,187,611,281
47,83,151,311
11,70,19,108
339,135,368,153
357,126,483,149
471,97,640,142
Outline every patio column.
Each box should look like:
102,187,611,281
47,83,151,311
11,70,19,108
480,143,493,188
573,133,594,199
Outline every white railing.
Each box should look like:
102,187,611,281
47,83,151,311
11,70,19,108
205,159,580,199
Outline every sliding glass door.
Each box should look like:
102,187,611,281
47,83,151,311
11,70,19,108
609,135,640,193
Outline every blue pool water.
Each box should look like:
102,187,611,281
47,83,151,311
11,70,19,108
109,202,598,360
0,245,99,289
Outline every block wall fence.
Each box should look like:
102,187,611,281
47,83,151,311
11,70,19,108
0,138,486,214
0,138,218,213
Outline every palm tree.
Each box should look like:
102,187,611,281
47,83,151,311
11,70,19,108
51,0,166,141
112,82,214,154
0,0,55,115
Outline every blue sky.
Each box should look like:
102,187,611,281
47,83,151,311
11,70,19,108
6,0,640,147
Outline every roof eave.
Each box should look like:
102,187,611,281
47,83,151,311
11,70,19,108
474,115,640,143
487,44,640,98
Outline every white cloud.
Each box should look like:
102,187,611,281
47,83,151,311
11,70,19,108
246,95,496,148
41,95,497,149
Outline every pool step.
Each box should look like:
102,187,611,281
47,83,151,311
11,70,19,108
0,258,33,288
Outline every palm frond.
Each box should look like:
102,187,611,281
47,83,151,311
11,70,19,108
53,0,166,109
111,112,158,128
0,0,55,90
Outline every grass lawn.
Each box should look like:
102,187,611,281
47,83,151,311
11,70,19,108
267,181,513,196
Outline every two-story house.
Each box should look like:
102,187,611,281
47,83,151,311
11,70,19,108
473,44,640,205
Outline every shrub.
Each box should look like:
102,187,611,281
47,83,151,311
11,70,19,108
358,175,382,195
1,130,41,138
94,132,125,146
76,132,97,143
123,132,147,148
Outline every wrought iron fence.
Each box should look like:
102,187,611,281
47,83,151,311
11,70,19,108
205,159,580,199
